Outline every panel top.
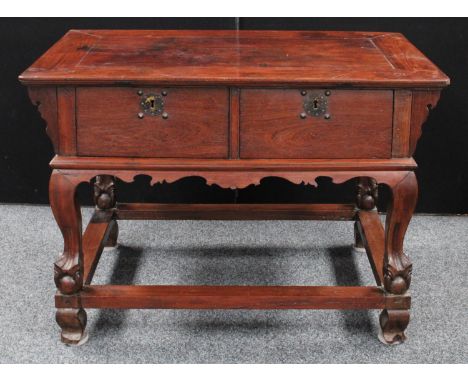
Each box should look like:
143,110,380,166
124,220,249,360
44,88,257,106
19,30,449,88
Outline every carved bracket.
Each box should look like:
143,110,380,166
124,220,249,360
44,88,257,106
94,175,116,210
28,87,59,152
356,177,378,210
409,90,441,155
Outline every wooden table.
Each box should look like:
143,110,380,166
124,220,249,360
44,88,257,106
19,30,449,345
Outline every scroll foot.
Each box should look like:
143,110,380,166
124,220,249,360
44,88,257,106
56,308,88,345
378,309,409,345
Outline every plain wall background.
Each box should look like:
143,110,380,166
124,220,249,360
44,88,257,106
1,18,466,213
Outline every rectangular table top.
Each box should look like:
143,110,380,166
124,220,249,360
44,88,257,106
19,29,449,88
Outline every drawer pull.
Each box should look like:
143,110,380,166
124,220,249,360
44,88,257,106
301,90,331,120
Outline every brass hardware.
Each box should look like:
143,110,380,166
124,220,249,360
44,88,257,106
303,92,329,118
300,112,307,119
140,93,164,117
162,112,169,119
137,112,144,119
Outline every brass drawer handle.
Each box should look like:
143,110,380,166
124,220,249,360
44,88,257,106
300,90,331,120
137,90,168,119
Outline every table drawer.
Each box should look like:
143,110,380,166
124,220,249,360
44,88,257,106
240,89,393,159
77,87,229,158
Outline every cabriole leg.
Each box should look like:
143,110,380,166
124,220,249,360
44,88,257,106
50,170,87,345
379,171,417,345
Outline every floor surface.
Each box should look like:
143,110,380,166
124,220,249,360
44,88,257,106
0,204,466,363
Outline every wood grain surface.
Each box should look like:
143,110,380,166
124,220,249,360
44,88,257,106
240,89,393,158
55,285,411,310
19,30,449,87
76,87,229,158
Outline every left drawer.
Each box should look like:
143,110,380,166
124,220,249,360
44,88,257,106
76,87,229,158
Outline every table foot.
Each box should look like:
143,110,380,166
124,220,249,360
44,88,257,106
378,309,409,345
56,308,88,345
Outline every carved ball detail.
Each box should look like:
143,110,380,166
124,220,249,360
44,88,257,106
96,193,112,210
383,261,412,295
360,194,375,210
387,276,407,295
54,264,82,295
57,275,78,294
94,176,116,210
356,178,378,210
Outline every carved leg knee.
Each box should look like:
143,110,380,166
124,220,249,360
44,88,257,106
379,309,409,345
104,220,119,247
56,308,88,345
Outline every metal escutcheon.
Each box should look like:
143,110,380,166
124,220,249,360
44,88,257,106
300,90,331,119
138,92,167,118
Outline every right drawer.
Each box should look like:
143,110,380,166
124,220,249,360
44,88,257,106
239,89,393,159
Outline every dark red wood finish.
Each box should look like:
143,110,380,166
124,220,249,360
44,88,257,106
20,30,449,346
240,89,393,159
77,87,229,158
55,285,410,310
19,30,449,87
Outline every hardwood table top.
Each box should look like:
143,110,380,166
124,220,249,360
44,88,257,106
19,30,449,88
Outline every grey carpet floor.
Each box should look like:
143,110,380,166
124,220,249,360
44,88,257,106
0,204,466,363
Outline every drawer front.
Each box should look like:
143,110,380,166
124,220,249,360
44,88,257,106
77,87,229,158
240,89,393,159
